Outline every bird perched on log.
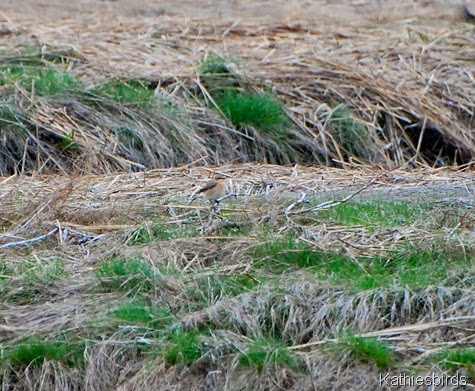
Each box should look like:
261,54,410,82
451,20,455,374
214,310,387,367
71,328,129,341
192,175,227,205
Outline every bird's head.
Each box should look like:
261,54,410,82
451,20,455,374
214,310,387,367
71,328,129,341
214,174,226,181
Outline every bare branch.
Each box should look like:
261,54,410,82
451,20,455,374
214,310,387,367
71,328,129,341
285,172,386,216
0,228,59,250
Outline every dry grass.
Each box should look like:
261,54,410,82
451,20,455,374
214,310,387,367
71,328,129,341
0,1,474,389
0,0,473,174
0,164,474,390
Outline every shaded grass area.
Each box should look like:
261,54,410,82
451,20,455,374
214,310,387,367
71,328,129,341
90,80,155,109
327,105,374,160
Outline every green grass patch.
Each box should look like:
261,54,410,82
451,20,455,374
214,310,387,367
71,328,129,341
436,349,475,372
23,259,66,284
216,90,287,132
0,260,14,280
338,334,395,370
58,130,80,153
200,56,288,133
1,339,85,369
114,303,173,329
163,329,205,366
90,80,155,109
96,257,155,293
239,337,299,372
315,200,428,230
128,221,196,245
0,259,66,304
0,65,79,96
253,237,323,271
253,238,473,292
0,258,65,284
27,69,79,96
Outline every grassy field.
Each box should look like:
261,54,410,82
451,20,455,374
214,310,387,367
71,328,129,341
0,0,474,389
0,166,474,390
0,0,473,174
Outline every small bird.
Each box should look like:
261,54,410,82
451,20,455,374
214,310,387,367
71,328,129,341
192,175,227,205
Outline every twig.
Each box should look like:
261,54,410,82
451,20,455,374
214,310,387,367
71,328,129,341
285,191,308,214
288,315,475,351
0,228,58,249
284,172,387,216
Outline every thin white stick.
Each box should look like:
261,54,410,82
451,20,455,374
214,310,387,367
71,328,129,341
0,228,58,250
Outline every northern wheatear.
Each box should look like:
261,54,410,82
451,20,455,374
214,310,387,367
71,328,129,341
192,175,227,205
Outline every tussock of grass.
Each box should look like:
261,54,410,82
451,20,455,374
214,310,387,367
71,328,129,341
216,90,287,132
96,257,155,293
201,54,230,75
163,329,205,366
200,55,293,152
1,339,85,369
337,334,395,370
239,337,299,372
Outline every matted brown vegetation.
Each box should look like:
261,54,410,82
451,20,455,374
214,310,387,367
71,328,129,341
0,1,474,389
0,163,474,390
0,0,473,175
